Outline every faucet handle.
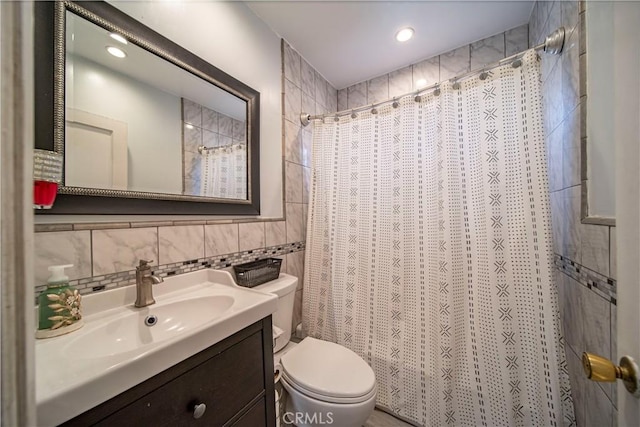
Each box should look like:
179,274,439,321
137,259,154,269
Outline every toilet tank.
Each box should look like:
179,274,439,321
251,273,298,352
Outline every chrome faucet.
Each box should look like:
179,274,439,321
134,259,163,308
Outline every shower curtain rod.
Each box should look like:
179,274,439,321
300,26,565,127
197,143,245,154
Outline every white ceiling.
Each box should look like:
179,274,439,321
246,1,534,89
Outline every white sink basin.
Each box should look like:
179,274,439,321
36,269,279,427
65,295,235,360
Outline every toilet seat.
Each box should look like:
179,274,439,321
280,337,376,404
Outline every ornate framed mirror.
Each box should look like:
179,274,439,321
34,1,260,215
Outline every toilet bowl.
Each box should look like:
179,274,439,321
280,337,376,427
252,274,377,427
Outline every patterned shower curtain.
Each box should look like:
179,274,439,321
303,51,574,426
200,143,247,199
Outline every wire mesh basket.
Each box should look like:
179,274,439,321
233,258,282,288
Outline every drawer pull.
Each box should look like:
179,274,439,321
193,403,206,419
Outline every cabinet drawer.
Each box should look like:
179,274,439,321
95,331,265,427
231,397,266,427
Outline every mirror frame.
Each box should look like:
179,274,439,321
34,1,260,215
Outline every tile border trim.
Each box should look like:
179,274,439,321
34,216,290,232
555,254,616,304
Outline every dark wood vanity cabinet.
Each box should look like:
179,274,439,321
61,318,275,427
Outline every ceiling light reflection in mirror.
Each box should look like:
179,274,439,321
64,11,248,200
106,46,127,58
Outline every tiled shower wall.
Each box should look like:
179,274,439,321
530,1,618,426
181,98,247,197
32,38,338,334
281,39,338,331
332,5,617,425
337,25,529,110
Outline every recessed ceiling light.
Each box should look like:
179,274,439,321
106,46,127,58
109,33,128,45
396,27,414,42
416,78,427,88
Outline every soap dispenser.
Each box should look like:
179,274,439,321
36,264,84,339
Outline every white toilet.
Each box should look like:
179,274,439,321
253,274,376,427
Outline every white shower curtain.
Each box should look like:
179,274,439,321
303,51,574,426
200,143,247,199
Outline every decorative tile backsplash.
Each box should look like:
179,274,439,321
34,221,296,285
92,227,158,276
239,222,266,251
34,241,305,299
34,230,92,285
205,223,241,257
158,225,205,265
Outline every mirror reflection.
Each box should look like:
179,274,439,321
584,3,614,219
64,10,248,200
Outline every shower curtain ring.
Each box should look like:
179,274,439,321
392,98,399,109
351,110,358,119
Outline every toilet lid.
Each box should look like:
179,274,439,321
280,337,376,401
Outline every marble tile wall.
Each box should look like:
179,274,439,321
282,39,337,329
34,222,305,295
35,229,303,298
32,37,323,335
531,1,617,425
337,24,529,110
